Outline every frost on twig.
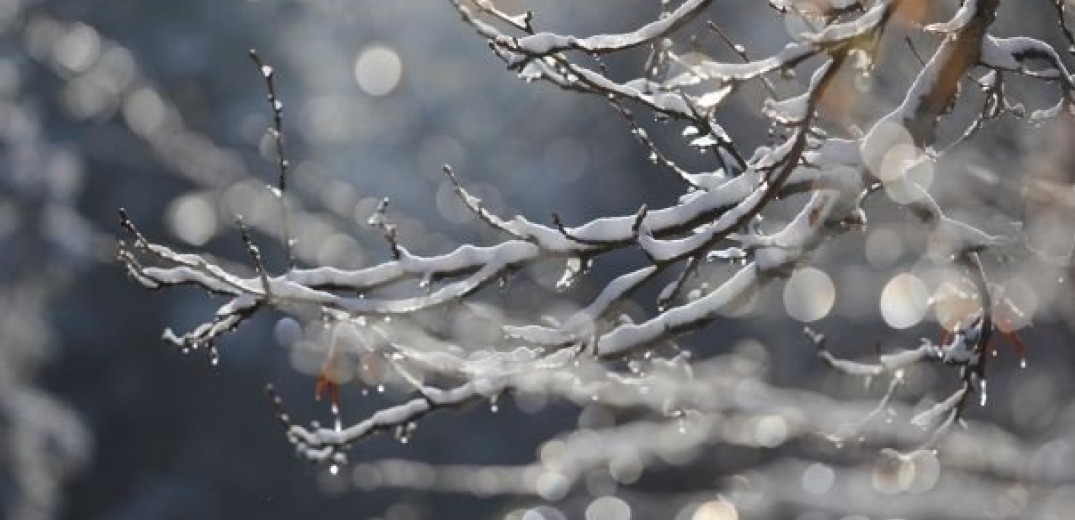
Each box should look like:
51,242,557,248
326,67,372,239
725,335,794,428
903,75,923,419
115,0,1071,510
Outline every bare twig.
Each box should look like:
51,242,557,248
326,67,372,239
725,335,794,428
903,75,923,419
248,49,296,270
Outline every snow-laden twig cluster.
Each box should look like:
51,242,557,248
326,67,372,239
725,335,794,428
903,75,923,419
118,0,1074,510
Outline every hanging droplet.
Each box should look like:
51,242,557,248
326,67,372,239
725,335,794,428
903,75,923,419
331,403,342,432
979,379,988,407
1019,357,1027,369
209,345,220,367
329,464,339,476
376,384,385,394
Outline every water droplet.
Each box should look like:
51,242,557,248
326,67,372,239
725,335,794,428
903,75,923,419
734,44,746,54
979,380,989,407
1020,358,1027,369
376,384,385,393
331,403,342,432
329,464,339,476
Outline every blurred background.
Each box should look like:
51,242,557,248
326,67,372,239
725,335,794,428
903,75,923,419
1,0,1074,519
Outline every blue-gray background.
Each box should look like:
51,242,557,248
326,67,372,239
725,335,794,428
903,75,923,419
2,1,1074,519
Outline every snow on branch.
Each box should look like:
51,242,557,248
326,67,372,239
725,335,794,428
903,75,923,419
115,0,1074,512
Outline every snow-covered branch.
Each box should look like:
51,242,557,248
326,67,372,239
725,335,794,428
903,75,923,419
115,0,1075,513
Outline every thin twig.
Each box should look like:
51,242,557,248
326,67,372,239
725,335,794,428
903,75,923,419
248,49,296,271
706,20,778,97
